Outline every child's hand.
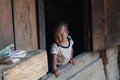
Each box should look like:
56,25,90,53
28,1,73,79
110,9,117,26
54,69,60,77
70,58,77,65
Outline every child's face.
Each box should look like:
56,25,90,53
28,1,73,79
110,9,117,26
54,26,69,44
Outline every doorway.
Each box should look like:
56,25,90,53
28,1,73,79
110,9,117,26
44,0,89,55
44,0,91,71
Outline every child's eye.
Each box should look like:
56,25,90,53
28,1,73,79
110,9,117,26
61,34,64,37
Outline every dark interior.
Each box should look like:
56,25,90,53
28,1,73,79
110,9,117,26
44,0,85,71
44,0,85,54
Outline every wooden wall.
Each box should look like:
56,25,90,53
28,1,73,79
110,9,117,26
0,0,38,51
0,0,119,80
91,0,105,51
92,0,120,51
0,0,14,50
13,0,38,50
105,0,120,35
105,0,120,48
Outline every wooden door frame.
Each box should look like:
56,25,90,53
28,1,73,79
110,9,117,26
37,0,93,51
37,0,46,50
83,0,93,51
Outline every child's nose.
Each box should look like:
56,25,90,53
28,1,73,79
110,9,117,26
58,37,62,41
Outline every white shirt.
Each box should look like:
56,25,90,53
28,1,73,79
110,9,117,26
50,36,74,66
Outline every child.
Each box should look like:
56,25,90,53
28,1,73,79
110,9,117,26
50,21,76,77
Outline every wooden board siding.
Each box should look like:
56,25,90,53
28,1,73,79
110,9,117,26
69,59,106,80
91,0,105,51
106,32,120,48
83,0,91,51
105,0,120,35
105,0,120,48
100,46,119,80
0,50,48,80
46,52,100,80
37,0,46,50
0,0,14,50
13,0,38,50
105,47,119,80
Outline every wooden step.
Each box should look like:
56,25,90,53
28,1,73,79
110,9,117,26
0,50,48,80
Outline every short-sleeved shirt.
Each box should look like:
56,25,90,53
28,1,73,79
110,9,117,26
50,36,74,66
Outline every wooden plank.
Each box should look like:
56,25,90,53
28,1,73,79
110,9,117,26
106,32,120,48
13,0,38,50
47,52,100,80
105,0,120,35
106,46,118,62
106,47,119,80
105,59,119,80
1,50,48,80
37,0,46,50
83,0,91,51
100,46,118,64
101,47,119,80
69,59,106,80
0,0,14,50
91,0,105,51
105,0,120,47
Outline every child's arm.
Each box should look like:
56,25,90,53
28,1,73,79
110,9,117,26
70,48,76,65
52,54,60,77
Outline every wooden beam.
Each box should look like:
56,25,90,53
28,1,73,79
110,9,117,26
46,52,100,80
101,46,119,80
83,0,91,51
69,59,106,80
105,0,120,35
0,0,14,50
37,0,46,50
91,0,105,51
104,0,120,48
106,32,120,48
0,50,48,80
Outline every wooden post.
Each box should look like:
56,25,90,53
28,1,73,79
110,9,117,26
91,0,105,51
104,0,120,48
100,46,119,80
83,0,91,51
37,0,46,50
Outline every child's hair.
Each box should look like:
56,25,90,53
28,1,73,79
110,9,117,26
53,21,69,34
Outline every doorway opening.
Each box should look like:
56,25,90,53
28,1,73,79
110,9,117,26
44,0,91,71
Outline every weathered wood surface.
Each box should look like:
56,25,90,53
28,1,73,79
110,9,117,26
105,0,120,35
46,52,100,80
0,50,48,80
13,0,38,50
106,32,120,48
105,47,119,80
69,59,106,80
83,0,91,51
101,47,119,80
105,0,120,47
91,0,105,51
37,0,46,50
0,0,14,50
105,59,119,80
